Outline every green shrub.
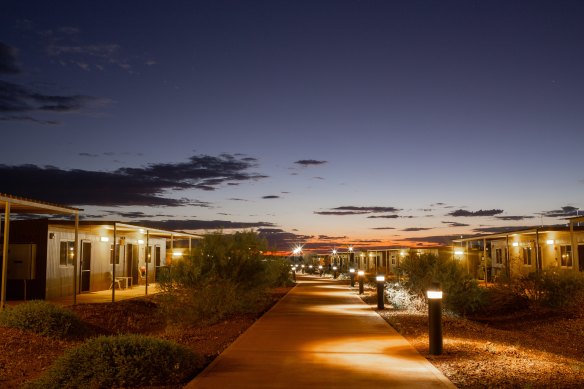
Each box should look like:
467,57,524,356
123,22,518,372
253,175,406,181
27,335,205,388
384,282,426,311
0,300,85,338
400,253,485,315
524,269,584,308
262,258,295,287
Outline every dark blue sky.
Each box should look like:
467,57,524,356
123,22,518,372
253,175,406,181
1,1,583,251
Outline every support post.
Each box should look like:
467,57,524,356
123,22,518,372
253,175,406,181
1,201,10,309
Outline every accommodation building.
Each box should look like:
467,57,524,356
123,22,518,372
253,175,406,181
452,218,584,281
2,219,200,301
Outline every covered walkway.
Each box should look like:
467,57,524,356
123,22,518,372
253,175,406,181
187,275,455,388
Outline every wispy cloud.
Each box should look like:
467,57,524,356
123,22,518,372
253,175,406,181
446,209,504,217
367,215,399,219
0,154,267,206
402,227,433,232
315,206,401,216
442,221,470,227
143,219,276,231
371,227,396,230
294,159,327,166
262,195,280,199
494,215,535,221
540,206,579,218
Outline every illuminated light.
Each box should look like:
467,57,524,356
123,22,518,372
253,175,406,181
400,251,406,257
318,265,323,269
348,246,353,252
454,250,464,255
427,291,443,299
138,239,145,244
172,251,182,257
358,270,365,276
376,275,385,282
301,264,305,268
139,229,145,234
512,242,519,247
309,265,313,268
332,249,337,255
546,239,555,245
333,266,337,270
100,236,109,242
349,268,355,273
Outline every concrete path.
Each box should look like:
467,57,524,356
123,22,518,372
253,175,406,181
187,275,455,389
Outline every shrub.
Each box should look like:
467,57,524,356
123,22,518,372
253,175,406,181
27,335,205,388
400,253,485,315
524,269,584,308
0,300,85,338
384,282,426,311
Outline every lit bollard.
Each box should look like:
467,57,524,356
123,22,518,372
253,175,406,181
349,268,355,287
333,266,338,279
358,270,364,294
427,283,443,355
308,264,313,274
301,264,305,274
376,275,385,309
318,265,323,276
291,266,296,282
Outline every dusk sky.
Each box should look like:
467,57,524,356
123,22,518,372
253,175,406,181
1,0,583,252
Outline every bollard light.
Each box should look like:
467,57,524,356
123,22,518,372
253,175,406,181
376,275,385,309
333,266,338,279
358,270,365,294
301,264,305,274
427,283,443,355
318,265,323,277
349,268,355,287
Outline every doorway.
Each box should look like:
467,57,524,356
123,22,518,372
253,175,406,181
80,241,91,292
579,245,584,272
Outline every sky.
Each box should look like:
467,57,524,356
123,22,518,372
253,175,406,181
1,0,583,253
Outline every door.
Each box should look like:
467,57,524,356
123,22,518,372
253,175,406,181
579,245,584,272
80,241,91,292
154,245,162,281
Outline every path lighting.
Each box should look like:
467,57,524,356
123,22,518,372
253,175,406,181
349,268,355,287
301,264,305,274
376,275,385,309
427,282,443,355
333,266,338,279
358,270,365,294
318,265,323,276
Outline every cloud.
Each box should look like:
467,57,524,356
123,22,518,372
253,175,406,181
228,198,248,202
257,228,313,252
540,206,579,218
472,226,534,234
367,215,399,219
78,152,99,157
446,209,504,217
294,159,327,166
0,80,106,124
371,227,396,230
318,235,347,240
142,219,276,231
402,227,433,232
262,195,280,199
397,235,460,245
495,215,535,221
0,42,20,74
0,115,60,125
442,221,470,227
0,154,267,206
315,206,401,216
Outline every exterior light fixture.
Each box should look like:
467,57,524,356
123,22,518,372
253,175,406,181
138,239,145,244
546,239,555,245
172,251,182,257
376,275,385,309
100,236,109,242
139,229,145,234
349,268,355,287
427,282,443,355
512,242,519,247
454,250,463,256
332,266,338,279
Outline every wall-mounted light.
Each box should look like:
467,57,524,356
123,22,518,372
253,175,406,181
100,236,109,242
454,250,464,256
512,242,519,247
138,239,145,244
139,229,145,234
546,239,555,245
172,251,182,257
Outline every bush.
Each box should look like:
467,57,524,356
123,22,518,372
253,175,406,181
523,269,584,309
0,300,85,338
384,282,426,311
159,231,292,324
27,335,205,388
400,253,485,315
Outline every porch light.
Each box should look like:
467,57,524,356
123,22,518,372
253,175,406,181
138,239,145,244
454,250,463,256
512,242,519,247
546,239,555,245
139,229,145,234
172,251,182,257
100,236,109,242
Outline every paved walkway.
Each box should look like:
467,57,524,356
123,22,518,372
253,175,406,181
187,275,455,388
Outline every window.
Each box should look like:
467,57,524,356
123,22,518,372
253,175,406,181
522,247,532,266
495,248,503,265
391,255,396,265
59,241,75,267
560,245,572,267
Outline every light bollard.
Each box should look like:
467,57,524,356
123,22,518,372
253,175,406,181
427,284,443,355
318,265,323,276
301,264,305,274
291,266,296,282
308,264,313,274
333,266,338,279
349,268,355,287
376,275,385,309
358,270,364,294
